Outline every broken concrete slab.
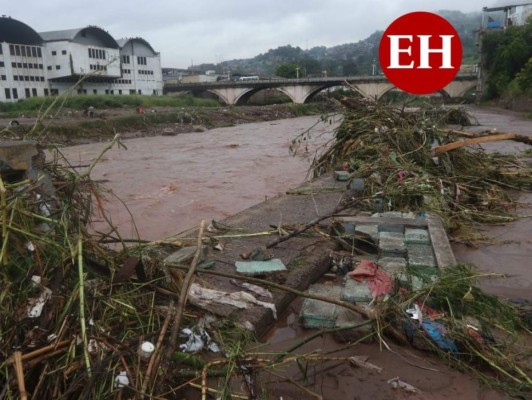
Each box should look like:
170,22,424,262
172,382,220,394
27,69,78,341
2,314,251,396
235,258,287,275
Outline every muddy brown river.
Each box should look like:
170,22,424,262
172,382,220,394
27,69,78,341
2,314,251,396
60,107,531,301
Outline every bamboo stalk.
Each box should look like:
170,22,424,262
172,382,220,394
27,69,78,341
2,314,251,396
77,236,91,377
166,220,207,359
141,300,175,398
13,351,28,400
0,176,8,266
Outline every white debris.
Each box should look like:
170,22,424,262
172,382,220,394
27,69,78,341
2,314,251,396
27,287,53,318
27,242,35,252
140,341,155,359
349,356,383,373
189,283,277,319
88,339,99,354
179,327,220,353
387,377,419,393
114,371,129,388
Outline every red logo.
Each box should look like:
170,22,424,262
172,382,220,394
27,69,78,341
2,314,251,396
379,11,462,95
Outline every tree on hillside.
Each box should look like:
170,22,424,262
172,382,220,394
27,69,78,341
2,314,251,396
482,18,532,98
275,63,299,78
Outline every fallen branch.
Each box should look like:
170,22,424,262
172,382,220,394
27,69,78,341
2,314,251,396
13,351,27,400
434,133,532,156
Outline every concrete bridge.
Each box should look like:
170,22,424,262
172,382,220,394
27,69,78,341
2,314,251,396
164,74,478,105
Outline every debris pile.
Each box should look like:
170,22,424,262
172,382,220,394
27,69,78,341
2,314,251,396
296,101,532,236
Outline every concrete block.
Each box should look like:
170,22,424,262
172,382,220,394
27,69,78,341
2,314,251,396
407,243,437,273
334,171,349,181
377,223,405,234
404,228,431,245
0,140,37,172
342,278,372,304
378,257,407,274
235,259,287,275
354,224,379,242
379,231,406,257
301,284,342,328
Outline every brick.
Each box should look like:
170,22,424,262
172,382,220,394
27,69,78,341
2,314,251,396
354,224,380,242
378,223,405,234
379,231,406,257
407,243,437,273
404,228,431,245
334,171,349,181
342,278,372,304
301,284,342,328
378,257,407,274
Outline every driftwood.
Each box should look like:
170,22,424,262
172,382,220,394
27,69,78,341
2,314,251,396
434,131,532,156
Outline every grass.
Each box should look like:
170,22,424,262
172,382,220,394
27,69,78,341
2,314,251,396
0,94,220,115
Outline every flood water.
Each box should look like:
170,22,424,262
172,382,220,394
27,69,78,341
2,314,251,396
60,115,339,241
60,106,531,300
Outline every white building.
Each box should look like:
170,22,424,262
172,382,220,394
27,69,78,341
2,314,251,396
116,38,163,95
0,16,48,102
0,16,163,102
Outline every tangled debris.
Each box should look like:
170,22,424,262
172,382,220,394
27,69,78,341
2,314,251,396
293,100,532,238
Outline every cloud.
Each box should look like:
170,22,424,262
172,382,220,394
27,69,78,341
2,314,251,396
3,0,494,67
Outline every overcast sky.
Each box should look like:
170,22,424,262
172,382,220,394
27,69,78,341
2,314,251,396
2,0,522,68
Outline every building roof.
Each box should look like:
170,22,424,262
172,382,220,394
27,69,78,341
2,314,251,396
39,26,119,48
116,37,157,54
0,16,42,45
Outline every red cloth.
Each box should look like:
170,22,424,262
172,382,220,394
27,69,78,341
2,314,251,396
347,260,393,299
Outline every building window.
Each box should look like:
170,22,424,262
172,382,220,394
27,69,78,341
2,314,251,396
0,45,2,54
5,88,10,99
12,88,18,99
17,63,22,68
44,88,49,96
0,61,4,67
118,89,122,95
51,89,59,95
122,55,130,64
23,63,28,68
129,89,136,95
47,65,52,70
31,47,37,57
51,50,57,56
32,88,37,96
9,45,14,55
93,89,97,94
11,62,16,68
15,46,20,56
25,88,30,98
37,48,42,58
24,76,29,81
56,65,61,70
30,76,35,81
137,56,147,65
0,75,5,81
62,50,67,55
14,76,18,81
39,64,43,69
21,46,26,57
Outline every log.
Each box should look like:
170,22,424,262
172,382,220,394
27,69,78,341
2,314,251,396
434,133,522,156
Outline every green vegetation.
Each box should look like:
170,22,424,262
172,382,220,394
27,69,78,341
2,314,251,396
0,94,219,114
482,18,532,99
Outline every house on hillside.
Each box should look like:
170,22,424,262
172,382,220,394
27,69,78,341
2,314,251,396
482,2,532,29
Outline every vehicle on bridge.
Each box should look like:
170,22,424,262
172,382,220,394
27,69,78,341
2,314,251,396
238,75,260,81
